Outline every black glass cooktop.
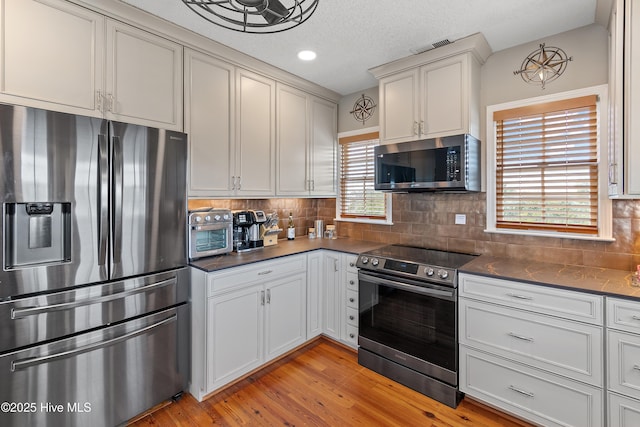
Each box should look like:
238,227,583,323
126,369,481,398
362,245,478,269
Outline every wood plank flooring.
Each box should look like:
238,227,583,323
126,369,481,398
130,338,532,426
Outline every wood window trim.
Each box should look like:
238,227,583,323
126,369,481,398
338,131,388,221
493,96,599,235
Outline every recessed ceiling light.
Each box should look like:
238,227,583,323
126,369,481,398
298,50,317,61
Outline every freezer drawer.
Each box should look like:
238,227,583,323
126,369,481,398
0,304,189,427
0,268,188,354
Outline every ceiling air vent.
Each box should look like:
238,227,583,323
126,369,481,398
410,39,453,55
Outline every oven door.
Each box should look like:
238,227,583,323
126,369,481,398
189,223,232,259
358,270,457,385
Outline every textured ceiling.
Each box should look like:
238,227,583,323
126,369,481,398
121,0,599,95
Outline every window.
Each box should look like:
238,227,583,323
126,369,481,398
336,130,391,224
486,85,612,240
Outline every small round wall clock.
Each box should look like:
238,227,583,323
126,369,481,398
350,94,376,124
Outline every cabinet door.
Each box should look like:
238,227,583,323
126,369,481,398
235,68,275,196
0,0,104,115
379,69,420,144
625,0,640,195
185,49,235,196
608,329,640,400
207,285,263,391
265,273,306,360
420,55,467,138
105,20,183,130
276,84,309,195
609,392,640,427
306,251,324,338
310,96,337,196
322,252,341,339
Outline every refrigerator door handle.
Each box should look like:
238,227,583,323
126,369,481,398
10,277,177,319
10,313,177,372
112,134,123,265
98,133,109,267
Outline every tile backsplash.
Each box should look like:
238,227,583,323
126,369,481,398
189,195,640,270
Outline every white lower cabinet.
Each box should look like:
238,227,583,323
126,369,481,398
342,253,359,347
190,255,307,401
459,273,604,427
322,251,341,340
609,392,640,427
460,347,603,427
607,297,640,426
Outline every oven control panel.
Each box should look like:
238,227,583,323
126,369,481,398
356,255,456,286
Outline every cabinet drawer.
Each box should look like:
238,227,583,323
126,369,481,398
460,347,603,427
609,392,640,427
345,324,358,345
346,289,358,309
607,297,640,333
608,330,640,399
459,298,603,386
207,255,307,296
459,273,603,324
346,306,358,327
345,272,358,291
344,254,358,273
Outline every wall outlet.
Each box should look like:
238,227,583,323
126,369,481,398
455,214,466,225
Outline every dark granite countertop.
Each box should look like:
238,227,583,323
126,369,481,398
189,238,384,273
460,255,640,300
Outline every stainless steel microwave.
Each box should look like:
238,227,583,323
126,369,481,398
374,134,480,192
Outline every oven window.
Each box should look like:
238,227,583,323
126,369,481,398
195,229,228,251
359,280,456,371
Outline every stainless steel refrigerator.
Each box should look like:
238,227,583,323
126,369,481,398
0,103,189,427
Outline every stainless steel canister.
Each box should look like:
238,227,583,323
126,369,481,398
314,220,324,238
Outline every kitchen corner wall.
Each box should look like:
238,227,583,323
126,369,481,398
338,193,640,271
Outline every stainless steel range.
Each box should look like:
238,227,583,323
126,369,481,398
356,245,477,408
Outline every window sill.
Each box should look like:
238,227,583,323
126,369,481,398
484,228,615,242
335,217,394,226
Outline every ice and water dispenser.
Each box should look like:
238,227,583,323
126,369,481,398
4,202,71,269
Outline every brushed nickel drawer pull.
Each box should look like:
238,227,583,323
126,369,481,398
509,385,535,398
258,270,273,276
508,332,534,342
633,365,640,371
632,315,640,321
507,293,533,300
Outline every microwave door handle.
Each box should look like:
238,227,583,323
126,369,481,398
10,314,176,371
358,272,455,301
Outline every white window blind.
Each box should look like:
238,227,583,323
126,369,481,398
493,95,599,235
339,132,387,219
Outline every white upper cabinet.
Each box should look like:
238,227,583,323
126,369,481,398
309,96,338,196
0,0,104,114
378,69,420,144
236,68,276,196
277,84,309,195
609,0,640,198
0,0,183,130
104,20,183,130
276,83,337,197
371,33,490,145
185,49,235,196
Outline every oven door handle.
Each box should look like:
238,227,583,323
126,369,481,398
358,272,456,301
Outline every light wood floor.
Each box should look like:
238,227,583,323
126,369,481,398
131,338,532,426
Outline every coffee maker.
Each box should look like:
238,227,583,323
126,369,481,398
232,210,267,252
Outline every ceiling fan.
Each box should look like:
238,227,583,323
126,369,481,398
181,0,319,33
